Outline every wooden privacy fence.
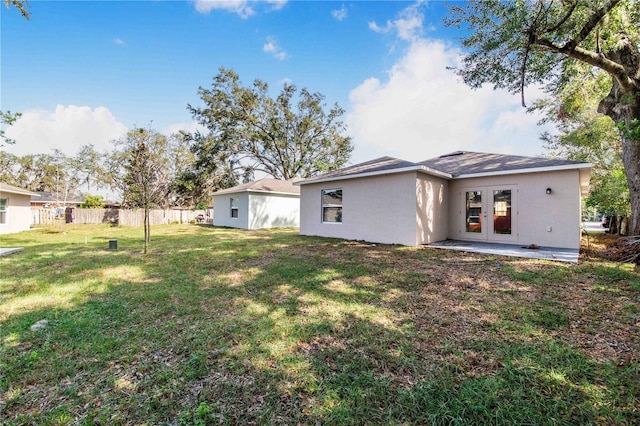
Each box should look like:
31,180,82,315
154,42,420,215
32,208,207,227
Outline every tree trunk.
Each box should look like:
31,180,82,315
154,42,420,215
620,216,629,235
607,215,618,234
144,207,149,254
622,137,640,235
597,40,640,236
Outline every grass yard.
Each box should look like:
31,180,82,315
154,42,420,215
1,224,639,425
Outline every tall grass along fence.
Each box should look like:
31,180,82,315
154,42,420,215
32,208,207,227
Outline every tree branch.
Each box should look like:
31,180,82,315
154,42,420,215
530,0,638,93
563,0,621,50
546,0,579,34
535,38,635,92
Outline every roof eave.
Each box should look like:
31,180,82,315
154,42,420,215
579,167,591,196
1,188,40,197
246,189,299,196
213,188,299,196
294,160,591,186
296,165,452,186
454,163,592,179
417,166,453,179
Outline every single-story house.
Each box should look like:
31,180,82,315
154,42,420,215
0,183,40,234
212,178,300,230
30,192,86,209
296,151,591,250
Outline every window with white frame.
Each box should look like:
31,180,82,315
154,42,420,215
230,197,239,218
0,198,7,224
321,189,342,223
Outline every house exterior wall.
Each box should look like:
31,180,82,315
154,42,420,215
0,191,32,234
212,193,249,229
247,193,300,229
299,172,419,245
448,169,583,249
415,174,449,244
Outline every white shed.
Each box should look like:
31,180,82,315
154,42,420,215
212,178,300,230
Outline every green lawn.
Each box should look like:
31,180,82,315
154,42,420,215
1,224,638,425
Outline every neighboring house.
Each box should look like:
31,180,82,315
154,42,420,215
0,183,40,234
30,192,85,209
296,151,591,250
212,178,300,230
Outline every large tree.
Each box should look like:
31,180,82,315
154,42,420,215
2,152,77,195
164,131,234,208
70,144,108,194
187,67,353,180
1,147,111,201
447,0,640,235
537,62,630,231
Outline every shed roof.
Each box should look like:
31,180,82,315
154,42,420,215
212,178,301,196
0,183,40,197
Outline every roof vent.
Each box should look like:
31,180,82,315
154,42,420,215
439,151,465,158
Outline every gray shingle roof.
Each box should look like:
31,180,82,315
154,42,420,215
418,151,589,177
297,156,419,184
297,151,591,185
212,178,301,196
31,192,85,203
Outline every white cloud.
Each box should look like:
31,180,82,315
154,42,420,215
3,105,128,157
194,0,288,18
162,120,208,137
346,39,550,164
266,0,288,11
263,36,287,60
194,0,255,19
368,21,391,35
113,38,126,46
369,1,424,42
277,77,293,86
332,5,348,21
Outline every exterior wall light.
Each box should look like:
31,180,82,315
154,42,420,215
546,187,552,195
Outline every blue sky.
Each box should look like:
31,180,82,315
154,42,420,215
2,0,551,164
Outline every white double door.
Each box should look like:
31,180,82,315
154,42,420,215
462,185,518,242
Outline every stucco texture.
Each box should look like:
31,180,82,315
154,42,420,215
448,170,583,249
300,168,583,250
213,192,299,230
0,191,32,235
300,172,449,246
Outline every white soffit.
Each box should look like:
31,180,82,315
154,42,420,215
455,163,593,179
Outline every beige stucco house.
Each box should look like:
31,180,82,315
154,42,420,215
212,178,300,230
0,183,39,235
296,152,591,250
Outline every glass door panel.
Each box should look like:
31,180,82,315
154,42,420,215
462,185,517,242
492,189,512,235
466,190,482,233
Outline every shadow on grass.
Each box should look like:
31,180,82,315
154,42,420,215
1,225,638,424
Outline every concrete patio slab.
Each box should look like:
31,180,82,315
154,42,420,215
427,240,579,263
0,247,24,257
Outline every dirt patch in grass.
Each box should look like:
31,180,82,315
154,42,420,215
581,233,620,258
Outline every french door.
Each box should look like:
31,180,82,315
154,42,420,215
462,185,517,242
